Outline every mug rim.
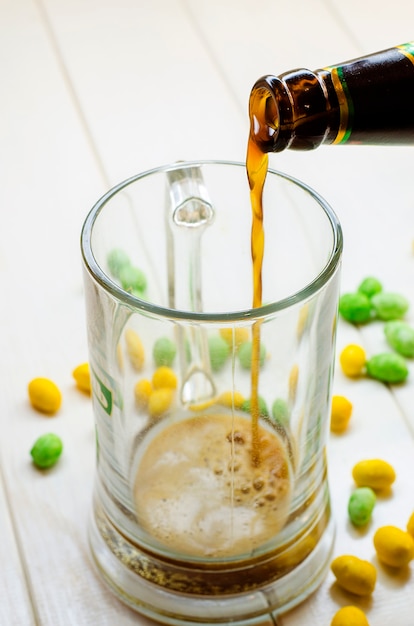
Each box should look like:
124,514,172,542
81,159,343,323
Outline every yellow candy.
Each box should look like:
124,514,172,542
373,525,414,568
72,363,91,394
330,395,353,433
219,327,249,350
331,555,376,596
218,390,245,409
28,377,62,415
331,606,370,626
148,388,175,419
152,366,178,390
288,364,299,403
189,390,246,412
339,344,366,377
296,304,309,339
125,328,145,371
407,512,414,538
134,379,152,409
188,397,216,412
352,459,396,491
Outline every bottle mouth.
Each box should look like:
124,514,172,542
248,75,290,153
250,70,336,153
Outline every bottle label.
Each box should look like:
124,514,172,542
327,42,414,145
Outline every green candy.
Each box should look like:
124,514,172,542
241,396,269,418
371,291,409,321
238,340,266,369
384,320,414,358
366,352,409,384
271,398,290,426
357,276,383,299
208,336,230,372
338,292,372,324
153,337,176,367
119,265,147,294
348,487,376,526
107,248,131,278
30,433,63,469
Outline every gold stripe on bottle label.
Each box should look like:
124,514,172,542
397,42,414,66
330,66,353,144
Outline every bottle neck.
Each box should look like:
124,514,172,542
249,42,414,153
249,70,339,152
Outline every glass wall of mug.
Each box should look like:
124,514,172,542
81,160,343,625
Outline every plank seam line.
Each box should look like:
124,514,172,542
389,388,414,439
33,0,111,190
181,0,247,124
322,0,366,53
0,465,41,625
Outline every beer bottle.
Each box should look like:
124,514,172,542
249,42,414,152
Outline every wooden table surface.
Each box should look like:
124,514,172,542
1,1,414,624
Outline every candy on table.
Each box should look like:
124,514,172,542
118,265,147,295
339,344,409,384
208,335,230,372
288,364,299,403
352,459,396,492
366,352,409,384
339,277,409,324
148,388,175,419
371,291,409,321
339,344,366,378
373,525,414,568
30,433,63,469
217,390,245,409
271,398,290,427
153,336,176,368
134,378,152,409
241,396,269,418
384,320,414,358
107,248,147,295
357,276,383,299
331,554,377,595
407,512,414,538
339,292,372,324
219,327,249,350
330,395,353,433
238,340,266,370
125,328,145,371
152,366,178,390
107,248,131,278
72,362,91,394
348,487,376,526
28,377,62,415
330,605,370,626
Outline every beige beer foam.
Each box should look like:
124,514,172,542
134,413,293,558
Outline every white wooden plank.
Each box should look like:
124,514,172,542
38,0,249,183
145,2,414,625
183,0,360,111
0,0,150,623
1,0,414,625
0,470,35,625
282,319,414,625
183,0,414,432
325,0,414,53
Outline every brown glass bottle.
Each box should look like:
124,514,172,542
249,42,414,153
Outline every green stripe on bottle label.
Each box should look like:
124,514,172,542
331,66,354,144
